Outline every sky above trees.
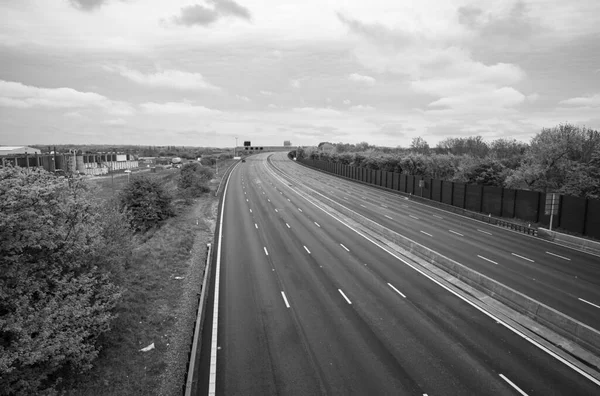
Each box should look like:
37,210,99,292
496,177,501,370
1,0,599,147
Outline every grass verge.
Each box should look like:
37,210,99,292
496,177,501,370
62,161,234,395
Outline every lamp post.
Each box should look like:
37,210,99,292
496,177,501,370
234,137,238,158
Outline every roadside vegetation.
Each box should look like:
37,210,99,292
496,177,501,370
0,159,230,395
298,123,600,199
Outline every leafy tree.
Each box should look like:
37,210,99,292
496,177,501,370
178,162,213,199
0,167,126,395
119,176,174,232
410,137,430,154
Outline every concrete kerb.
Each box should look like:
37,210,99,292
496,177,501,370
538,228,600,257
277,159,600,363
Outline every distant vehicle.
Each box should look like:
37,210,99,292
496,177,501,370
241,159,246,163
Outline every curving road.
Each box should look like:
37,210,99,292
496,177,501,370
196,152,599,395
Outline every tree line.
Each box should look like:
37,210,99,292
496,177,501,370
300,124,600,199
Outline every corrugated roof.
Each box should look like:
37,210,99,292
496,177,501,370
0,146,26,150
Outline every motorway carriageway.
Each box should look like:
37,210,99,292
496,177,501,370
271,153,600,331
196,153,599,395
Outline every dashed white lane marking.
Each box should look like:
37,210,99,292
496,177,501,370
298,208,303,212
244,192,246,195
281,291,290,308
360,204,367,208
477,255,498,265
338,289,352,304
477,229,492,235
249,209,252,213
255,223,258,229
449,229,464,236
579,298,600,309
287,198,291,202
384,215,393,220
246,198,248,202
388,283,406,298
268,199,270,202
314,222,321,227
433,214,443,219
402,204,409,208
361,196,366,199
381,204,388,208
512,253,534,262
304,245,311,254
275,209,278,212
499,374,529,396
264,247,269,256
340,244,350,252
286,223,290,228
409,214,419,220
546,251,571,261
420,231,433,237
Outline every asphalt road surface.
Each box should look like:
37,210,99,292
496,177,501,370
197,152,599,395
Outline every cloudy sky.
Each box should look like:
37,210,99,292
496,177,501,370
1,0,599,148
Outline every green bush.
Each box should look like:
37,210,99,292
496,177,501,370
178,163,213,200
0,167,126,395
119,176,174,232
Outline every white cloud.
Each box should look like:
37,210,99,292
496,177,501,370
343,99,351,105
267,104,278,109
0,79,133,115
105,66,220,91
559,94,600,107
139,101,221,115
104,118,126,125
526,93,540,102
348,73,376,85
290,79,301,89
349,105,375,111
292,107,341,117
260,90,274,96
236,94,250,102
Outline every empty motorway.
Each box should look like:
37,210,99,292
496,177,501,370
196,152,600,395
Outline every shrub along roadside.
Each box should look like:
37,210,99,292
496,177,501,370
119,176,175,232
0,167,130,395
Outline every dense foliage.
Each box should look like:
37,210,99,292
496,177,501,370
178,162,214,199
119,176,175,232
0,167,129,395
302,124,600,198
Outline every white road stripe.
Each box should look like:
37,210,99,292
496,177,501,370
275,209,278,212
381,204,388,208
360,204,367,208
264,247,269,256
579,298,600,309
298,208,303,212
449,230,464,236
499,374,529,396
249,209,252,213
409,214,419,219
246,199,248,202
338,289,352,304
388,283,406,298
268,199,270,202
384,215,393,220
281,291,290,308
433,214,443,219
314,222,321,227
255,223,258,229
304,246,311,254
340,244,350,252
546,251,571,261
477,229,492,235
512,253,534,262
286,223,290,228
287,199,290,202
402,204,409,208
477,255,498,265
420,231,433,237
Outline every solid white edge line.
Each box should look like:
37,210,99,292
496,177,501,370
304,245,311,254
420,231,433,237
388,283,406,298
340,243,350,252
512,252,534,262
338,289,352,304
449,229,464,236
477,255,498,265
262,159,600,387
208,160,240,395
477,229,492,235
281,291,290,308
499,374,529,395
578,298,600,309
546,251,571,261
384,214,393,220
264,247,269,256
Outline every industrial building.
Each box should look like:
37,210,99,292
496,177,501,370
0,146,41,156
